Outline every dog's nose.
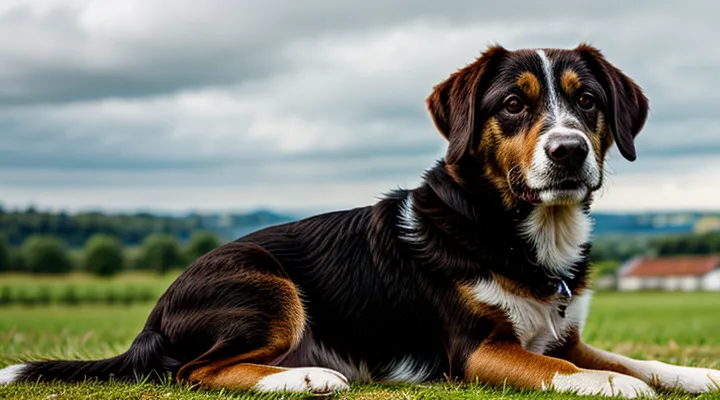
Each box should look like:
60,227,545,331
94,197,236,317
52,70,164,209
544,134,589,169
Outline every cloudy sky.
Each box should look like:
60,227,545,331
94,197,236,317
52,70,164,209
0,0,718,215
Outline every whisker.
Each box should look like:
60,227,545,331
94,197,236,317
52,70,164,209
506,166,522,199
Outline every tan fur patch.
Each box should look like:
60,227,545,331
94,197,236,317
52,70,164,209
188,363,287,390
595,112,613,159
483,117,544,209
271,277,307,348
492,273,542,300
560,70,581,96
457,283,498,317
456,283,512,331
465,341,579,388
517,72,541,102
479,118,515,208
446,163,465,185
552,331,636,378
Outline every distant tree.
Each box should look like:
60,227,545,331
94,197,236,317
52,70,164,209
83,234,125,277
21,235,73,274
8,248,25,272
590,260,622,279
0,235,10,272
707,232,720,253
185,231,222,262
140,234,184,274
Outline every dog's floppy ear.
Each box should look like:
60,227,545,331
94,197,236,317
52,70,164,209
576,43,649,161
426,45,507,165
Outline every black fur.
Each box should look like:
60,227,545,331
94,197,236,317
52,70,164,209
18,329,179,383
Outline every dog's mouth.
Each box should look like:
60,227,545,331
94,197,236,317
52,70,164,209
509,169,589,205
546,179,585,192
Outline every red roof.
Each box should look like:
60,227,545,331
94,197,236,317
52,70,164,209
626,256,719,277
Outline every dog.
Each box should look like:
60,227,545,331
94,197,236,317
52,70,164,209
2,44,719,398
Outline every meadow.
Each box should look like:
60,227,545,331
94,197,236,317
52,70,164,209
1,273,719,400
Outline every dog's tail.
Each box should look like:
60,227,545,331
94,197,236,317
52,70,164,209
0,307,182,385
0,330,181,385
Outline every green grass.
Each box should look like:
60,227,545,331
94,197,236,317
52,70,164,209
0,271,179,297
1,279,719,399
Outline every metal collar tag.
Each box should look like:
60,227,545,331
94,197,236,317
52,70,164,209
547,279,573,340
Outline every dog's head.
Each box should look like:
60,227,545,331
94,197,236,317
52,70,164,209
427,44,648,208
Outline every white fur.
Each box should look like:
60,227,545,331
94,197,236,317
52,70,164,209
568,288,592,334
536,49,561,119
528,130,601,199
536,49,581,129
523,53,597,279
587,347,720,394
383,356,434,383
397,193,423,245
0,364,25,385
470,279,592,354
520,205,592,277
530,50,601,205
549,370,656,398
254,367,350,393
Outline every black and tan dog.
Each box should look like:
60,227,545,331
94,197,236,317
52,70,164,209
2,44,719,398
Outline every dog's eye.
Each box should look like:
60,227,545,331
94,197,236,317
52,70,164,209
504,95,525,114
577,92,595,110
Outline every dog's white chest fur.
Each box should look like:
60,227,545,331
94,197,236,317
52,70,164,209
470,280,592,353
520,205,593,277
471,204,593,353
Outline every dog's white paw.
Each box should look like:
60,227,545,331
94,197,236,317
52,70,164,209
643,361,720,394
550,370,656,398
254,367,350,394
0,364,25,385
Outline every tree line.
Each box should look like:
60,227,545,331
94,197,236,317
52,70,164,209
0,205,204,247
591,231,720,262
0,206,291,247
0,231,223,277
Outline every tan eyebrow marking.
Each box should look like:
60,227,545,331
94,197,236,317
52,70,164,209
516,72,541,102
561,69,581,96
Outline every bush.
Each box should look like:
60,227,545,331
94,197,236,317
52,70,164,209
105,289,119,305
140,234,184,274
185,231,221,261
37,286,52,305
83,234,125,277
8,248,25,272
0,286,11,305
59,286,80,306
20,235,73,274
0,235,9,272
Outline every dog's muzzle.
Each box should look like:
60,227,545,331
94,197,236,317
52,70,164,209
522,128,600,205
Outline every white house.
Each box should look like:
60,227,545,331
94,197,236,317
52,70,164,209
617,256,720,291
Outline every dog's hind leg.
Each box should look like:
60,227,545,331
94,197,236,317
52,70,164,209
168,243,349,394
177,340,349,394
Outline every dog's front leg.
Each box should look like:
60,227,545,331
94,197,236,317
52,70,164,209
464,340,655,398
554,332,720,394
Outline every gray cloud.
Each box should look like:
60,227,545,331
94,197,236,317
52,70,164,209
0,0,710,104
0,0,718,212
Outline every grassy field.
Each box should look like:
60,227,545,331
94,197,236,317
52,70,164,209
1,273,719,399
0,271,180,303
